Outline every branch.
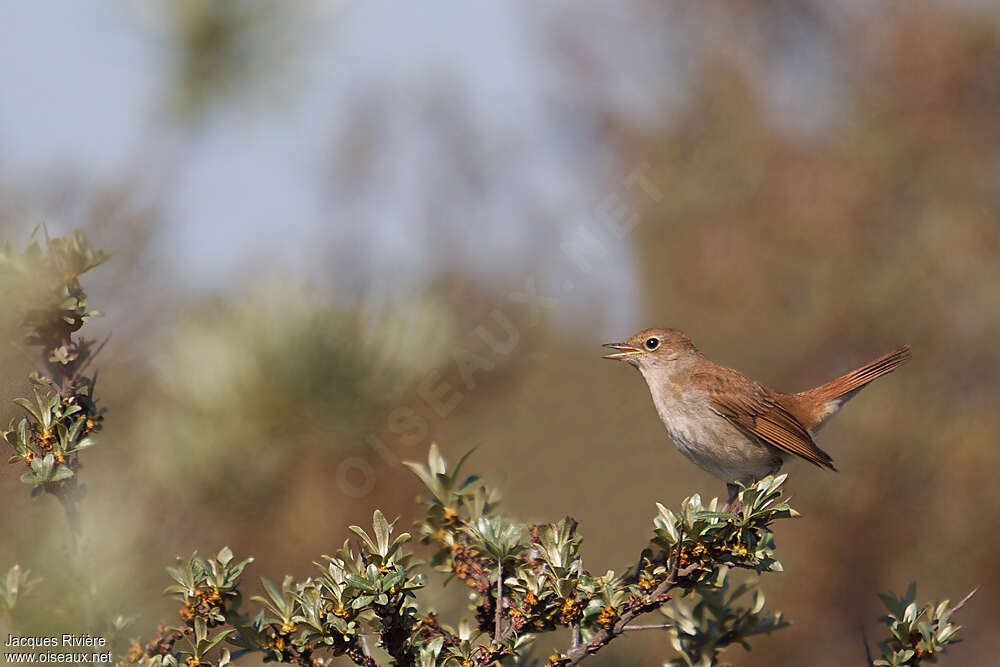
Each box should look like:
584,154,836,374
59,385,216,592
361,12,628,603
495,557,503,641
570,556,582,651
72,332,111,380
945,586,978,619
561,528,690,666
563,570,693,665
623,623,673,632
377,596,414,666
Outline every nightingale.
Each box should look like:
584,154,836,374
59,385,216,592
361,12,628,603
603,328,911,506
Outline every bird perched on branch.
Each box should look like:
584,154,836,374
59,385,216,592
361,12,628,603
603,328,911,508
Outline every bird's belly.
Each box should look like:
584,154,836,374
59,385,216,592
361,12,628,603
659,407,780,484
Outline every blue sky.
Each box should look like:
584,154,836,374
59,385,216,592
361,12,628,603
0,1,877,331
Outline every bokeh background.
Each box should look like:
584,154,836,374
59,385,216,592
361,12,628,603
2,1,999,665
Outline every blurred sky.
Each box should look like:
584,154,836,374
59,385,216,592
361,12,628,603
0,1,921,334
0,1,688,330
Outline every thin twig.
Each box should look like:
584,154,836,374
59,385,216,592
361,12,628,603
495,557,503,641
623,623,673,632
860,625,873,666
73,333,111,380
570,555,583,650
87,369,100,399
945,587,979,620
668,528,683,583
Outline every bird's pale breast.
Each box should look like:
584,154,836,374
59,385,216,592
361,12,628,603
642,372,781,483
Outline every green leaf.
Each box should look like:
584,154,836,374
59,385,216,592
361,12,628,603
50,465,74,482
385,533,411,561
198,628,235,655
13,398,42,423
260,577,283,609
903,602,919,624
217,547,234,567
194,617,208,643
353,594,375,609
348,525,378,554
32,453,55,479
428,443,447,476
70,436,96,451
373,510,391,555
6,566,21,599
878,593,903,617
402,459,442,500
345,574,373,592
450,447,477,482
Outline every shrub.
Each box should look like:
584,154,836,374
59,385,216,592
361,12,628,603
0,232,975,666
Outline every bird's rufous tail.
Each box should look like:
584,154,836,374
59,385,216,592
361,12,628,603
795,345,912,430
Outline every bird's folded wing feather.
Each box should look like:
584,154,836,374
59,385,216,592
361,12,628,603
691,370,836,470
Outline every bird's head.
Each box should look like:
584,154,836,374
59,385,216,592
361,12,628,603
602,327,699,371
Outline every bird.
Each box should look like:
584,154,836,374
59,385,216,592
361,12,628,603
602,328,911,508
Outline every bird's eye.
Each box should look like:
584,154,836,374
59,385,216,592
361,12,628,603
645,337,660,350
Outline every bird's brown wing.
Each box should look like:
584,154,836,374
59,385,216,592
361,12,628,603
691,369,837,470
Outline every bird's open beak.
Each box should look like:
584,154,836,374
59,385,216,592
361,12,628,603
602,343,642,360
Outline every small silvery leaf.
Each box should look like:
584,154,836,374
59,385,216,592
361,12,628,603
217,547,233,566
373,510,391,555
50,465,74,482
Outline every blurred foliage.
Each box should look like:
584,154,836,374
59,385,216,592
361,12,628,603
137,284,457,503
0,230,107,528
660,570,786,667
872,584,976,667
0,230,119,645
0,564,42,614
154,0,315,123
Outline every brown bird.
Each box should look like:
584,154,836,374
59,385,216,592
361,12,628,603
603,328,911,507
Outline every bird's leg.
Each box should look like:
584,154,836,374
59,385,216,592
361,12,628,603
722,483,741,514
